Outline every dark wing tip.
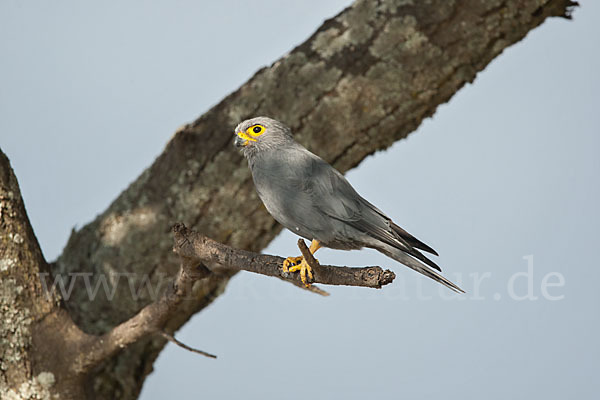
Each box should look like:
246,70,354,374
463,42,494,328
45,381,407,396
391,222,439,256
420,244,439,257
420,253,442,272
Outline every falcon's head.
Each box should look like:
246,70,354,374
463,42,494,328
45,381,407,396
234,116,293,156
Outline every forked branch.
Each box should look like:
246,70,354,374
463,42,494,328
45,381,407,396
74,223,394,374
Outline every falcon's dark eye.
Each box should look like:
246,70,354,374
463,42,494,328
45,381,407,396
247,124,266,137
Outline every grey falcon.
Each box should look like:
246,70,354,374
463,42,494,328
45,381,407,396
234,116,463,293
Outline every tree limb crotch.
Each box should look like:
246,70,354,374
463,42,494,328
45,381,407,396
61,223,395,378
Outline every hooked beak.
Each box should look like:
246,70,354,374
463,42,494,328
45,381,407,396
234,134,246,148
234,131,256,148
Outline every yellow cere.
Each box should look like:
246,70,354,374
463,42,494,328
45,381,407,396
236,130,255,145
236,124,266,146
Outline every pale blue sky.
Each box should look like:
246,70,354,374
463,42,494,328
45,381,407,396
1,1,598,399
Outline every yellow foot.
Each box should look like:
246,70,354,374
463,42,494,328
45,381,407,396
282,256,303,273
282,256,315,287
288,259,313,287
282,240,322,287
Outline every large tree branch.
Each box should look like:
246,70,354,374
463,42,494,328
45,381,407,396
38,0,577,398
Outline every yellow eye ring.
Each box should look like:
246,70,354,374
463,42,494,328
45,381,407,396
246,124,265,138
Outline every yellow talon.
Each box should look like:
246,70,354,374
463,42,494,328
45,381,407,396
281,239,322,287
287,258,314,286
283,256,303,273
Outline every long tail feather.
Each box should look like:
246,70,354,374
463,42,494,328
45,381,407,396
377,245,464,293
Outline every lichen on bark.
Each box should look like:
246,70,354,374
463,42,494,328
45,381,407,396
1,150,60,399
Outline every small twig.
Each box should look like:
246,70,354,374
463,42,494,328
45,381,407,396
297,239,319,271
286,278,330,296
295,239,329,294
159,331,217,359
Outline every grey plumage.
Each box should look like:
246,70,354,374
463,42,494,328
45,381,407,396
234,116,463,293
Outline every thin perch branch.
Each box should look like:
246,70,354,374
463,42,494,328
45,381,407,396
172,223,396,289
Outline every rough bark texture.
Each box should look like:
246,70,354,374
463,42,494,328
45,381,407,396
0,150,62,399
0,0,575,399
